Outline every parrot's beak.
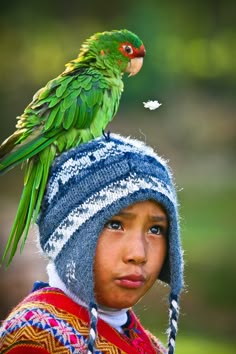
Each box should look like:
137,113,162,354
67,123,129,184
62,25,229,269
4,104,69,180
126,57,144,77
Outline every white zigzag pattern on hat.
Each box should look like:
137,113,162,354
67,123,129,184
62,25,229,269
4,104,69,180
44,175,176,260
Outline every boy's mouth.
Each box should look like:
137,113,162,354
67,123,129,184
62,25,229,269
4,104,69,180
115,274,145,289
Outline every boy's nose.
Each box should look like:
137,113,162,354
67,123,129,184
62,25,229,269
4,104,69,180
123,232,147,265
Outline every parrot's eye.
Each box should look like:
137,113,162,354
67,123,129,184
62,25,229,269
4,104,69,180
123,45,133,55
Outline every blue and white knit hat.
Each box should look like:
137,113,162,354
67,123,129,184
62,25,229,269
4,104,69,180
37,133,184,354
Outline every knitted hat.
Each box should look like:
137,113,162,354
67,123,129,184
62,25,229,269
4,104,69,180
37,133,183,354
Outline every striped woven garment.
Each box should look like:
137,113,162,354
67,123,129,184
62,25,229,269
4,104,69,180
0,285,167,354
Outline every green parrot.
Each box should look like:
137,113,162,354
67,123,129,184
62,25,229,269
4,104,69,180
0,29,146,265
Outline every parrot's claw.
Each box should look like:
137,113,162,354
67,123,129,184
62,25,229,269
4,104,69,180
102,130,111,141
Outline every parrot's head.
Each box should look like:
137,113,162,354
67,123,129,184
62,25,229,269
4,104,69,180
79,29,146,76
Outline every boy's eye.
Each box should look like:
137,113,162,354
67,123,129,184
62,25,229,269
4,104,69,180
105,220,122,230
149,225,165,236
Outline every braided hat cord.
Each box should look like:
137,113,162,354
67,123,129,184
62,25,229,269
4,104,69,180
167,293,179,354
87,303,98,354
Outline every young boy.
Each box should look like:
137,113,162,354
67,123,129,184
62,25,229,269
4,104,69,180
0,134,184,354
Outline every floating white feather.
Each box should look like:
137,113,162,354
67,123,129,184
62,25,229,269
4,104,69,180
143,100,162,110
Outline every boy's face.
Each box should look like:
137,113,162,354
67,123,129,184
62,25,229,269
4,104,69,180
94,200,167,309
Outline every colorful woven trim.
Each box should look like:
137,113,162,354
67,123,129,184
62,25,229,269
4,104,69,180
1,287,165,353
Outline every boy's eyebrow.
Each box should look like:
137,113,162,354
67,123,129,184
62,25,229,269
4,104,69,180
113,211,134,219
114,211,168,223
149,215,168,223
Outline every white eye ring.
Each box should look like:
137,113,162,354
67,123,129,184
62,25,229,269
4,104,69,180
123,45,133,55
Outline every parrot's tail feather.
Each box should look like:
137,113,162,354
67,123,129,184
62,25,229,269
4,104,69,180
2,145,57,266
32,146,56,222
20,179,38,254
0,133,58,175
2,170,35,265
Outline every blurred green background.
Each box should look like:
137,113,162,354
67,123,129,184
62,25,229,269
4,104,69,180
0,0,235,352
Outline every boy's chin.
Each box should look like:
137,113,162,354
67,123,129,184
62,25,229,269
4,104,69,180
96,295,144,310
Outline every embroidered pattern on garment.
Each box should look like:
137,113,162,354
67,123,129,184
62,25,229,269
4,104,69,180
0,287,166,354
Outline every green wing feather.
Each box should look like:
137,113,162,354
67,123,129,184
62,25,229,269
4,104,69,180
0,66,122,264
